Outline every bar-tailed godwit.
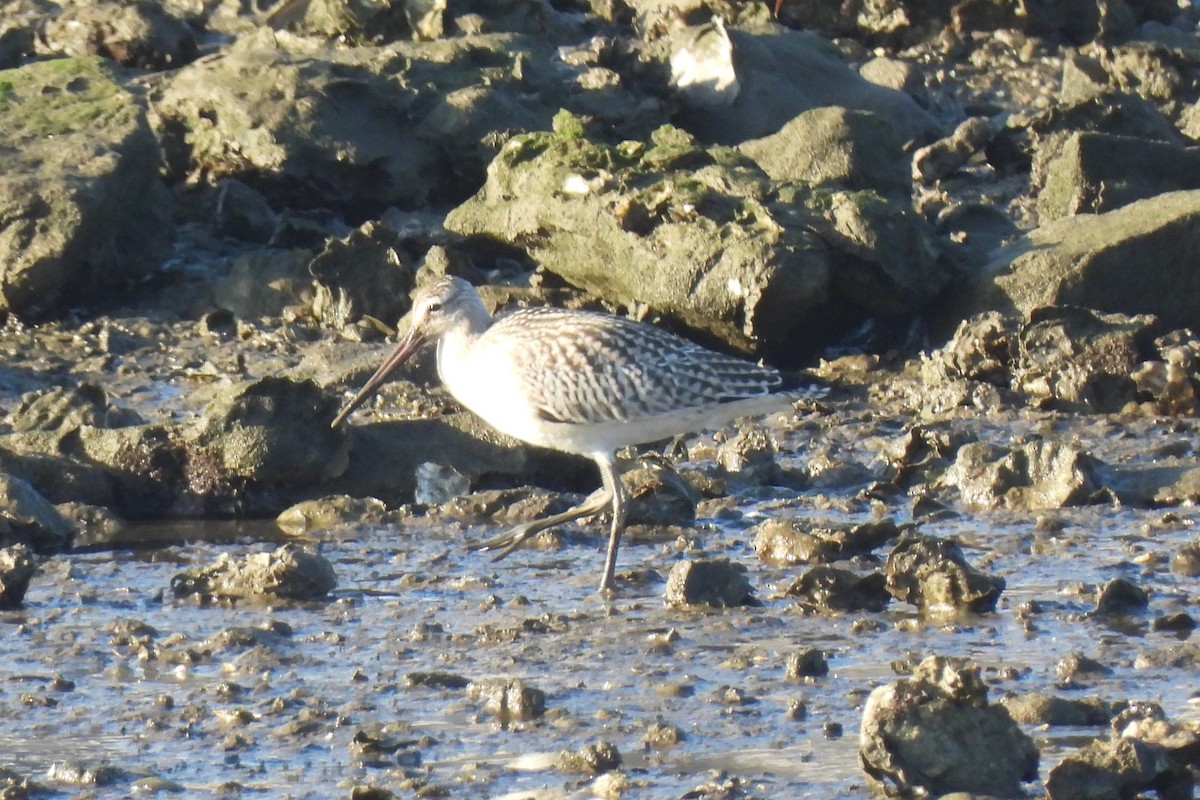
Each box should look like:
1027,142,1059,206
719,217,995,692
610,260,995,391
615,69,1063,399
332,276,821,592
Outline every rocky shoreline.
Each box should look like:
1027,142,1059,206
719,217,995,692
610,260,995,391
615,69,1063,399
1,0,1200,797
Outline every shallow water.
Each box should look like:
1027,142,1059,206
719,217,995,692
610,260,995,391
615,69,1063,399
3,470,1197,798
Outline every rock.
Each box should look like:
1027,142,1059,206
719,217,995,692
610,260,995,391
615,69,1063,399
672,25,937,146
413,462,470,506
0,474,75,554
860,656,1039,798
1092,577,1149,616
739,107,911,198
912,116,996,184
1037,132,1200,222
307,221,418,332
785,648,829,679
664,557,755,608
1000,693,1114,727
1045,735,1192,800
41,0,198,70
1116,711,1200,767
1056,652,1113,685
1131,329,1200,416
621,460,698,528
404,671,470,690
274,495,388,535
446,123,949,363
190,377,349,486
930,312,1019,386
945,438,1099,511
170,544,337,601
446,123,832,360
715,426,781,486
0,56,172,320
5,383,143,436
1151,612,1196,633
1014,306,1158,413
0,543,36,609
210,250,314,321
211,178,279,243
753,517,900,565
1097,458,1200,507
328,411,588,508
558,741,622,774
348,724,421,769
785,566,890,612
884,535,1005,614
1171,538,1200,576
470,678,546,725
152,32,442,216
973,190,1200,334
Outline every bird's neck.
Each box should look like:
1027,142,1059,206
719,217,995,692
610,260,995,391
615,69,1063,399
435,297,493,380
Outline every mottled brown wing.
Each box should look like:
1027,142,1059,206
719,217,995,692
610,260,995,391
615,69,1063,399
484,308,782,425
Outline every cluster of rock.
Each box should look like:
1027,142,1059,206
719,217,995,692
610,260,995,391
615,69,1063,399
4,0,1200,796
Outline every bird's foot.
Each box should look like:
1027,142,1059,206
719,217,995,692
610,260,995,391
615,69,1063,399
466,522,543,562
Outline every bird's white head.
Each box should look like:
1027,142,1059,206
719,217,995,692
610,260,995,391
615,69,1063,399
331,276,488,428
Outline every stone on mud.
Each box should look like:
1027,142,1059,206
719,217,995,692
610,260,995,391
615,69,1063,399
884,535,1005,614
0,473,75,554
191,377,349,486
275,495,388,535
945,438,1099,511
558,741,622,774
1014,306,1158,413
1000,693,1114,727
0,57,172,320
859,656,1039,798
307,221,417,332
621,460,697,528
5,383,143,436
1092,577,1149,616
0,543,36,609
785,648,829,679
470,678,546,726
753,517,900,565
171,544,336,601
785,566,890,613
1045,734,1193,800
664,557,755,608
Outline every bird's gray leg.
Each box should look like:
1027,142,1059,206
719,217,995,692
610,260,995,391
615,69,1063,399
597,454,625,593
468,483,614,561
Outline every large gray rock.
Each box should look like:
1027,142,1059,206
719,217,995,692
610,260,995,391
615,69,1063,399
970,190,1200,333
1038,132,1200,221
739,107,910,198
153,28,665,220
189,377,349,487
0,56,172,319
860,656,1039,798
446,123,948,361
